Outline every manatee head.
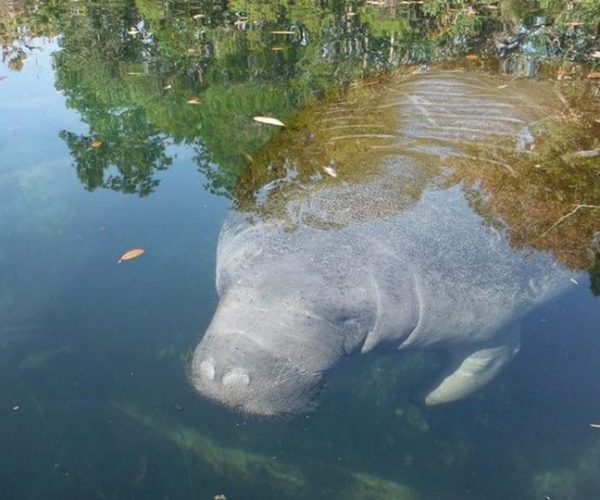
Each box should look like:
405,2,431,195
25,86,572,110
188,245,388,416
189,277,354,416
190,331,324,416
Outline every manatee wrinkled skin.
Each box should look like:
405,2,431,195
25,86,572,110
191,71,575,416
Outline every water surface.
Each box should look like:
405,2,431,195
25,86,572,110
1,2,599,499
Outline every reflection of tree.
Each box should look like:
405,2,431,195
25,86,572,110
0,0,57,70
59,107,171,196
3,0,600,200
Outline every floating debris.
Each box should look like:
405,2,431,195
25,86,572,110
187,96,202,105
590,423,600,429
561,148,600,161
465,54,479,61
214,495,227,500
127,27,139,36
269,30,295,35
570,278,579,285
118,248,145,263
163,84,172,90
253,116,285,127
12,405,20,411
90,139,103,148
591,51,600,59
323,165,338,178
587,72,600,80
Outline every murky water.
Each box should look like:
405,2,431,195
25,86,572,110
1,2,599,499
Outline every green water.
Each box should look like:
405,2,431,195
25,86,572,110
1,1,600,499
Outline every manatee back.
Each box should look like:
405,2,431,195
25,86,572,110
221,70,574,345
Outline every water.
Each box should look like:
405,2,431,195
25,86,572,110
1,2,599,499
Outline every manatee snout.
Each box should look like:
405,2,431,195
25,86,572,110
190,331,322,416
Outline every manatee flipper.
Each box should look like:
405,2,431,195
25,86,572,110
425,325,521,406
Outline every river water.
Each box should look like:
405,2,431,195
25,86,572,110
1,2,599,499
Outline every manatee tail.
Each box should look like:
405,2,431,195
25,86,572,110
425,324,521,406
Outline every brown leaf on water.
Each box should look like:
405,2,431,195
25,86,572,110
187,96,202,105
91,139,103,148
118,248,145,263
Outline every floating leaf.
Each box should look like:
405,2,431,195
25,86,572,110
118,248,145,263
90,139,103,148
187,96,202,105
271,46,285,51
323,165,338,178
253,116,285,127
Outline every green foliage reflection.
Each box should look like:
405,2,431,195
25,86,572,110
1,0,599,199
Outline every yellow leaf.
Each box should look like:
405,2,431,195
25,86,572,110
253,116,285,127
118,248,145,263
269,30,295,35
91,139,103,148
187,96,202,105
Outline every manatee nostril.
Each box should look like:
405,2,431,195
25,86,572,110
199,358,216,381
222,369,250,387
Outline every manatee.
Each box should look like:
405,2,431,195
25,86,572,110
191,70,579,416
